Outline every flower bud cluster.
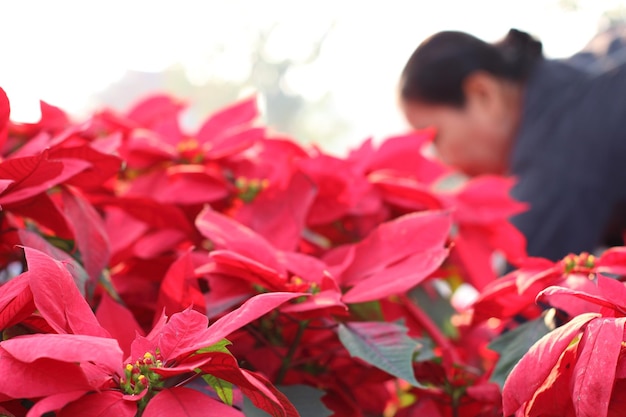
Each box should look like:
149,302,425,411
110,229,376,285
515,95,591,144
562,252,596,275
119,351,164,395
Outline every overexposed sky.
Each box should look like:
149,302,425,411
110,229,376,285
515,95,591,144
1,0,624,153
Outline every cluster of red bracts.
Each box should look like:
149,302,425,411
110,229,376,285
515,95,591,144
1,86,626,416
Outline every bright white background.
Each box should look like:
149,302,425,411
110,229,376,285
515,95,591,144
1,0,624,153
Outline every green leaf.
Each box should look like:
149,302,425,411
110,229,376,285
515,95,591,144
413,337,436,362
196,338,232,354
196,338,234,406
243,385,332,417
348,300,384,321
202,374,234,406
278,385,332,417
488,309,557,389
408,284,458,338
338,321,424,387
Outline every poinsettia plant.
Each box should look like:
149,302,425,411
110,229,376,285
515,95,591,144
2,85,626,417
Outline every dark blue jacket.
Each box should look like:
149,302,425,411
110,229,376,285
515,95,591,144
509,55,626,260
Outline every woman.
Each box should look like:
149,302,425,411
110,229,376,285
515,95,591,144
399,28,626,261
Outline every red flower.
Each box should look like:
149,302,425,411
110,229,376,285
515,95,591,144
323,210,451,303
195,207,347,318
503,273,626,416
371,171,527,290
472,248,626,325
0,248,301,416
120,93,261,167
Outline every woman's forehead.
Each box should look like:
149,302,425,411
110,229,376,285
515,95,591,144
401,101,454,129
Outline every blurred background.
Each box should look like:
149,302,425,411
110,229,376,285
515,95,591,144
1,0,625,155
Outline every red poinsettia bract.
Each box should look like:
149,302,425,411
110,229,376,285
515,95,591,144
503,273,626,416
0,247,300,416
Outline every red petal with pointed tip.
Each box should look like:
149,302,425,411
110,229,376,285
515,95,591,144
0,179,12,194
0,153,90,206
143,387,244,417
57,391,136,417
571,317,624,417
125,167,229,205
8,193,73,241
96,293,145,358
452,176,528,224
18,229,89,294
0,349,92,398
523,341,577,416
204,127,264,160
367,130,449,183
126,94,184,128
50,145,122,188
196,96,258,145
453,225,497,290
155,250,206,319
208,250,285,289
502,313,599,415
0,153,61,202
538,284,626,316
24,247,109,337
598,246,626,276
200,352,299,417
205,292,305,347
160,165,230,204
25,390,86,417
140,292,303,363
369,172,444,211
132,229,187,259
331,210,451,287
299,154,359,225
61,188,110,284
0,273,34,329
148,308,210,361
1,333,122,374
342,247,449,303
38,100,70,130
95,196,193,234
233,171,316,251
196,207,282,272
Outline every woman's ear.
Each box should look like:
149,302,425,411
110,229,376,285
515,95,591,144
462,71,505,118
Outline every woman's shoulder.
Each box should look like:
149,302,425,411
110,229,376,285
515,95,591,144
568,23,626,74
522,57,626,132
513,58,626,183
521,59,590,120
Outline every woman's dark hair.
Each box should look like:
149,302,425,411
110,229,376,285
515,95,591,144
400,28,543,106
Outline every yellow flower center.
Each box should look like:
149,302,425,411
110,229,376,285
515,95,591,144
562,252,596,275
119,351,164,396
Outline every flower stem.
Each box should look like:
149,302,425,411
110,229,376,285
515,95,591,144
275,319,308,385
399,294,461,366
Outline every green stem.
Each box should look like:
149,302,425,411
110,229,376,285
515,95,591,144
275,320,308,385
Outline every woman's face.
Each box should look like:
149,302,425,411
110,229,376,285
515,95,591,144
400,74,521,177
401,100,507,176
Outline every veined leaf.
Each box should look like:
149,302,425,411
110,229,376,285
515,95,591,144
337,321,424,387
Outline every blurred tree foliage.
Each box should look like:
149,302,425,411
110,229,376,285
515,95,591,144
91,23,351,151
